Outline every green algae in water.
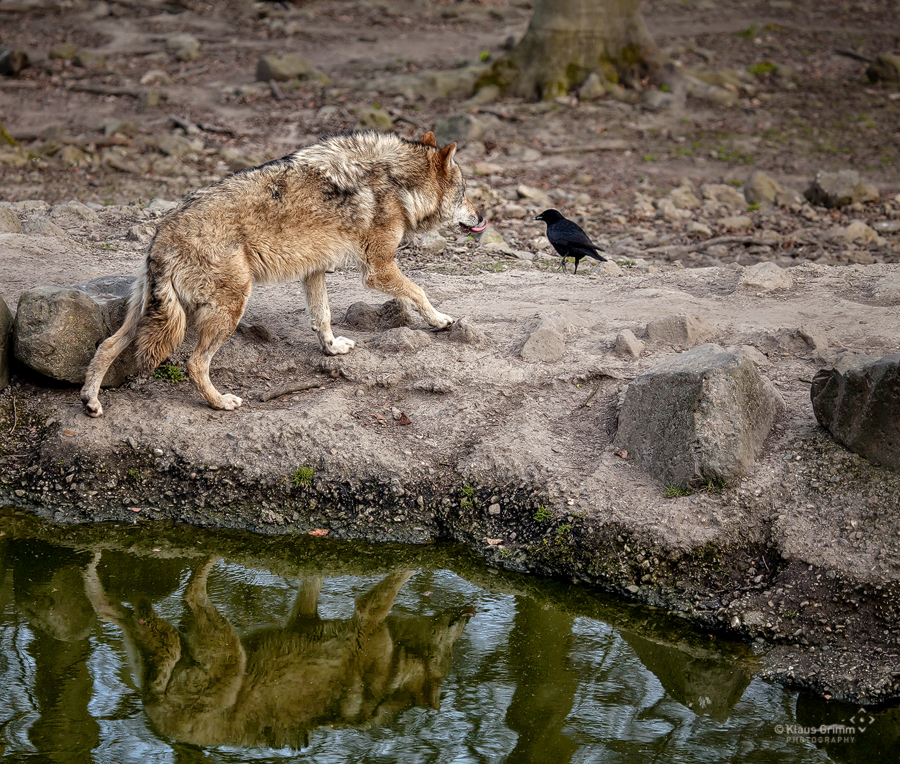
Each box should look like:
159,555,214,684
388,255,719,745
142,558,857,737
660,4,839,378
0,508,897,763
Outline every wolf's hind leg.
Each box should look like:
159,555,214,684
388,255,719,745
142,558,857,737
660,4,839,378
187,291,249,411
80,323,140,417
304,270,355,355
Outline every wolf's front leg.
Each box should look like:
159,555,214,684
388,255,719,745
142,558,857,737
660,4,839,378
366,261,455,329
304,271,356,355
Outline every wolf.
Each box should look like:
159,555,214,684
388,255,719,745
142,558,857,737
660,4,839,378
80,130,486,415
82,555,475,749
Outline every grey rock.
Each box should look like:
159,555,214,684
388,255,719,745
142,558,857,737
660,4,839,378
256,54,312,82
578,72,607,100
867,53,900,85
13,276,137,385
49,42,78,60
417,231,447,255
435,114,486,147
0,208,23,233
0,295,12,390
804,170,879,208
515,184,551,207
615,343,783,486
669,186,701,210
646,315,717,346
744,171,782,205
718,215,753,232
344,300,414,331
737,262,793,292
686,221,712,238
21,216,69,238
355,107,394,132
701,184,748,210
615,329,644,358
376,327,432,353
50,201,100,226
799,325,829,351
155,134,203,158
166,33,201,62
0,46,30,76
812,354,900,470
448,317,486,345
520,327,565,363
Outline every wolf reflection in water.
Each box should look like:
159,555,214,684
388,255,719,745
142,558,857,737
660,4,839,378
82,554,474,749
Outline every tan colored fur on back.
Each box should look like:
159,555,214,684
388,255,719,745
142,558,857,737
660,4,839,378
80,130,484,415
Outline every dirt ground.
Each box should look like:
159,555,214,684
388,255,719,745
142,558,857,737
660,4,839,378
2,0,900,706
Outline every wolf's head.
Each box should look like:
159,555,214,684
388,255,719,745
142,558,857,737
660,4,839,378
421,131,486,234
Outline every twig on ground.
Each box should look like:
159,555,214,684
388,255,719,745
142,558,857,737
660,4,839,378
259,380,327,402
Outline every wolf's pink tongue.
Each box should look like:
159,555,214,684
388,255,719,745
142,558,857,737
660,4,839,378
469,220,487,233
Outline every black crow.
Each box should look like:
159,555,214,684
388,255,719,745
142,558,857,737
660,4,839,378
535,209,608,274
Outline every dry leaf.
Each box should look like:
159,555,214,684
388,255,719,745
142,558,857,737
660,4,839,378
308,528,329,537
616,449,628,459
397,412,411,426
130,507,141,512
486,538,503,545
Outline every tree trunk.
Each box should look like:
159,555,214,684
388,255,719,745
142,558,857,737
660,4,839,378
486,0,665,100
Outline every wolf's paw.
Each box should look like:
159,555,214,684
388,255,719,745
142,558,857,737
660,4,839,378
327,336,356,355
430,312,455,330
82,396,104,418
219,394,243,411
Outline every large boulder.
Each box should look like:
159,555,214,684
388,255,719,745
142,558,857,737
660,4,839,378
615,344,783,487
1,295,12,390
811,354,900,470
804,170,879,208
867,54,900,86
13,276,137,386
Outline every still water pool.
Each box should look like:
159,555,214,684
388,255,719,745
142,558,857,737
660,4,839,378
0,508,896,763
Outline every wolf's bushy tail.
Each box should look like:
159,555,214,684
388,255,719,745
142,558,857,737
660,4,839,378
135,257,187,372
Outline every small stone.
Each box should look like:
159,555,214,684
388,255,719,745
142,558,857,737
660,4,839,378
488,503,501,515
256,53,312,82
127,223,157,244
867,53,900,85
521,327,565,363
646,315,717,346
376,327,431,353
417,231,447,255
49,42,78,60
515,184,552,207
50,201,100,225
718,215,753,231
166,33,200,62
701,183,748,210
0,208,23,233
668,185,701,210
685,221,712,238
448,317,487,345
737,262,793,291
0,46,30,76
744,171,782,205
478,226,506,246
799,326,829,351
804,170,879,208
355,107,394,132
615,329,644,358
435,114,486,147
578,72,607,100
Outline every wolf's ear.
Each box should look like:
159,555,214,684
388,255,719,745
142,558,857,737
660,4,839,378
437,142,457,171
421,131,436,147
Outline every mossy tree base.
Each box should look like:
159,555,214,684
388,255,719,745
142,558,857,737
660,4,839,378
479,0,665,100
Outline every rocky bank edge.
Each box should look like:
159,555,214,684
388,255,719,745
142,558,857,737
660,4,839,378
2,236,900,707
